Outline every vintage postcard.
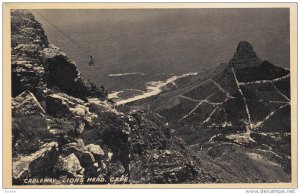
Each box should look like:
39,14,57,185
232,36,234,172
2,3,298,188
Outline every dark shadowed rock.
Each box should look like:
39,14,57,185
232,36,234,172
75,151,95,168
129,137,202,184
46,93,72,117
229,41,262,68
45,93,97,137
43,46,107,100
60,139,85,154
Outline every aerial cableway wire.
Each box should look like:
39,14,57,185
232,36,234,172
31,9,84,51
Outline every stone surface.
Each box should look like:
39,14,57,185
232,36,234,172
85,144,105,156
12,142,59,179
12,90,46,117
11,10,48,101
54,153,83,178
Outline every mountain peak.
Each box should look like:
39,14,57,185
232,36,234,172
229,41,261,68
236,41,255,56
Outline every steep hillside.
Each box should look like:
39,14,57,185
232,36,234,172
122,41,291,181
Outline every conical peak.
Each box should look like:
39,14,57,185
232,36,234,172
236,41,255,56
229,41,261,68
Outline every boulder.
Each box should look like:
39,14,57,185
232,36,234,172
46,93,94,122
12,142,59,180
12,90,46,117
60,140,95,168
54,153,83,178
85,144,105,157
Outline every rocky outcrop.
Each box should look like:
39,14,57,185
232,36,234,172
11,42,48,101
11,10,107,102
43,46,108,100
12,142,59,183
11,10,48,48
11,10,49,101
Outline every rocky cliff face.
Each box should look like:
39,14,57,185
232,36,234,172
11,10,107,102
11,10,215,185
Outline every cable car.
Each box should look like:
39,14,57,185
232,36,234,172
89,55,95,66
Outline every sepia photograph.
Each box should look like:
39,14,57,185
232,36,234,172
2,2,298,189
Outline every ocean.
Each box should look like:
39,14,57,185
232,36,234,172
32,9,290,103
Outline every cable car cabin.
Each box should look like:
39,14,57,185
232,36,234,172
89,56,95,66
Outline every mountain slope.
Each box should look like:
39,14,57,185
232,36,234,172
122,41,291,180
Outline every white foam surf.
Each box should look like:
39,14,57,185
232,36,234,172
116,72,198,106
108,72,145,77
